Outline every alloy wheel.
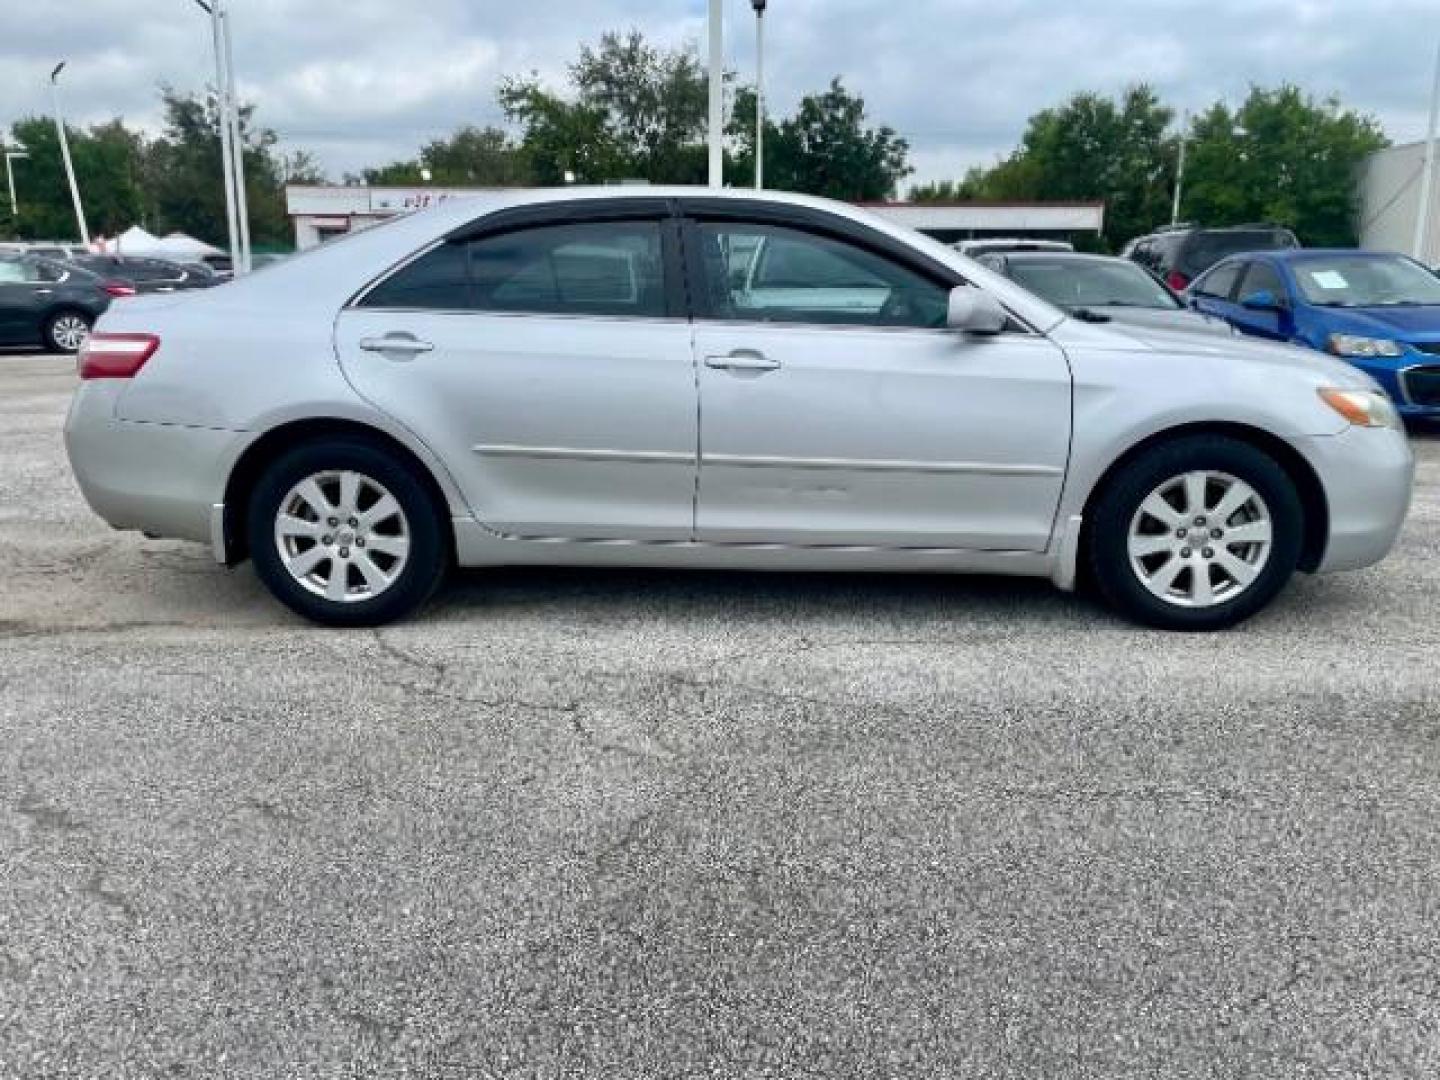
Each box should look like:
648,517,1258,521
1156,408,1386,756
50,315,90,352
1126,470,1273,608
273,470,411,603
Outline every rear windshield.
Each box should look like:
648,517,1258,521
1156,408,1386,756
1181,231,1296,274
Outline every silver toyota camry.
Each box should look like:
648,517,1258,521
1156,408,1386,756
65,188,1414,630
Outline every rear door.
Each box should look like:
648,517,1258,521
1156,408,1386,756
683,203,1072,551
335,200,698,541
0,260,50,344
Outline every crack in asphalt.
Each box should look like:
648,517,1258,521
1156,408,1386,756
13,791,85,833
367,629,580,716
82,871,137,920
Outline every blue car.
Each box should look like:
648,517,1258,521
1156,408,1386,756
1187,249,1440,421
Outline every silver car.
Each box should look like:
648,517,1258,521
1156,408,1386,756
65,188,1414,631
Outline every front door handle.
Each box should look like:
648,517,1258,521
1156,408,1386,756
704,351,780,373
34,288,53,295
359,334,435,359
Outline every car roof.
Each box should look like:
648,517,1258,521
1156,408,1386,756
185,186,1068,333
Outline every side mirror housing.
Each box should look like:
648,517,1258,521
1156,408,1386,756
946,285,1007,334
1241,289,1282,312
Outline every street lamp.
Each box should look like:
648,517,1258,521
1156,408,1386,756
50,63,90,246
193,0,250,274
751,0,766,189
707,0,723,187
3,143,28,222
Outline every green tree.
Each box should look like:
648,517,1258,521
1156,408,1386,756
3,116,148,240
936,86,1175,246
729,79,911,200
1181,85,1387,246
146,87,292,249
363,125,529,186
500,30,709,184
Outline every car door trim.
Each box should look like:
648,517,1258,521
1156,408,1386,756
473,443,693,465
703,452,1063,476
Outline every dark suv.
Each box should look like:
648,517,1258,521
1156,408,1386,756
1125,224,1300,293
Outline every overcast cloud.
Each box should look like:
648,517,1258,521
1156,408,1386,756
2,0,1435,188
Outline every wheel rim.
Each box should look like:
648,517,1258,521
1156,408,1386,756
51,315,89,351
273,470,410,603
1127,470,1273,609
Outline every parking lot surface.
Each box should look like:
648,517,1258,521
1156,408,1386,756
3,351,1440,1078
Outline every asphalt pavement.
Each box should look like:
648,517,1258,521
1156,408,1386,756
2,351,1440,1078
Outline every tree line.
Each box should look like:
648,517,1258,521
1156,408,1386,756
0,30,1388,251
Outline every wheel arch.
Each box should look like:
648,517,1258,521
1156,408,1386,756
219,417,458,565
1077,421,1329,576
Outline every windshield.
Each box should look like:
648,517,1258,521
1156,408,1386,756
1006,257,1181,310
1291,254,1440,307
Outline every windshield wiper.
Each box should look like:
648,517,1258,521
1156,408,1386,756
1068,306,1112,323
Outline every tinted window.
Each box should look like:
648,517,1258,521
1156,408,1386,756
362,221,667,317
0,259,38,284
1193,261,1243,300
361,243,471,310
1237,262,1288,305
472,222,664,317
698,223,949,328
125,259,183,282
1180,231,1296,275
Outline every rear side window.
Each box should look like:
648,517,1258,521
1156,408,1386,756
360,221,667,317
1193,261,1243,300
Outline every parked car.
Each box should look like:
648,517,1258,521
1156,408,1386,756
65,188,1412,631
1127,224,1300,292
977,251,1234,336
72,254,216,294
955,238,1074,257
0,254,131,353
17,242,90,261
200,254,234,280
1187,249,1440,421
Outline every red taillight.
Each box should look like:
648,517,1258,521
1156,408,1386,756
1166,270,1191,292
78,333,160,380
102,281,137,298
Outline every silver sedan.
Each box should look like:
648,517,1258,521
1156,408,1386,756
65,188,1414,630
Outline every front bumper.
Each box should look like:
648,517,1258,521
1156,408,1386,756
1294,423,1415,574
64,381,242,547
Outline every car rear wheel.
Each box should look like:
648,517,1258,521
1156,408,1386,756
1087,436,1304,631
44,310,92,354
247,438,448,626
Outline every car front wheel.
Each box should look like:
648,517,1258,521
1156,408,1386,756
1087,436,1304,631
247,438,448,626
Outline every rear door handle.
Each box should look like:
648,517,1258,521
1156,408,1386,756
704,351,780,373
359,334,434,359
34,288,53,295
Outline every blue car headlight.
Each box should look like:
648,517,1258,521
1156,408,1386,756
1326,334,1404,359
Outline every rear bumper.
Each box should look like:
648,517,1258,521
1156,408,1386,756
1294,424,1414,573
64,381,242,546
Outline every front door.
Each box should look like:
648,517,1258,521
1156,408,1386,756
685,214,1072,551
336,208,697,541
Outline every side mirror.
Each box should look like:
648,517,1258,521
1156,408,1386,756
1241,289,1282,312
946,285,1007,334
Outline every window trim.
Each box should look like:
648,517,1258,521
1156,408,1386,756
350,201,684,318
676,199,1036,334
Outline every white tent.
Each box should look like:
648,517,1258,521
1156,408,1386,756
100,227,224,259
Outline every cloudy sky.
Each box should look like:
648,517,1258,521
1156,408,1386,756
2,0,1436,188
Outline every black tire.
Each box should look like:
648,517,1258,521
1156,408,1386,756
247,438,448,626
42,309,93,354
1087,436,1304,632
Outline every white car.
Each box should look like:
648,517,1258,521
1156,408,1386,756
65,188,1413,630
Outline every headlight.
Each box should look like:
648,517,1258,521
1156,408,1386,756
1326,334,1404,358
1318,388,1402,429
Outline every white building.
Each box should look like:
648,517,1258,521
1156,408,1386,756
285,185,1105,250
1358,140,1440,262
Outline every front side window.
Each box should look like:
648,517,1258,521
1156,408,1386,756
360,220,667,317
0,260,40,284
696,222,949,328
1194,261,1242,300
1237,262,1288,305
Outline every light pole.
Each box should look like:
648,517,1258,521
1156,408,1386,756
194,0,248,274
50,63,90,247
707,0,723,187
752,0,766,189
1413,40,1440,263
3,143,28,223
